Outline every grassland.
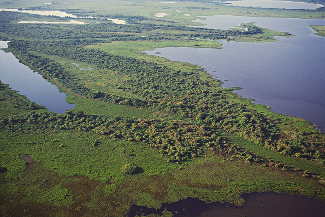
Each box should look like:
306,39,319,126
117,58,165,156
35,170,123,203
2,43,325,216
311,25,325,36
1,122,324,216
0,0,325,216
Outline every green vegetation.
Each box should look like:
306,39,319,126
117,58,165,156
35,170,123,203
121,163,139,175
0,0,324,216
66,93,155,118
229,23,292,42
311,25,325,36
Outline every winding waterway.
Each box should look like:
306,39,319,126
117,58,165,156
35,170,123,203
146,15,325,131
0,41,74,113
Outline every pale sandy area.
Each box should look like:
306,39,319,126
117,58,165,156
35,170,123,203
154,13,168,17
17,20,85,24
0,8,77,18
107,18,126,24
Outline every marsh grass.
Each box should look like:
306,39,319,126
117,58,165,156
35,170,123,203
66,93,155,118
232,136,325,177
1,127,324,216
311,25,325,37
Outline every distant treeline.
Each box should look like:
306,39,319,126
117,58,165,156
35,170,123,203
0,11,262,41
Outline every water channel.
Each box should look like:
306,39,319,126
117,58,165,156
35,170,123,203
0,41,74,113
146,15,325,132
128,192,325,217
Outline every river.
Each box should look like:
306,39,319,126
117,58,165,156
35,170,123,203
0,41,74,113
128,192,325,217
146,15,325,132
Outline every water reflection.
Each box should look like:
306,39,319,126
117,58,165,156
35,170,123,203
0,41,74,113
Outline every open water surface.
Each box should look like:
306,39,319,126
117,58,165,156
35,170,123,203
146,16,325,131
0,41,74,113
128,192,325,217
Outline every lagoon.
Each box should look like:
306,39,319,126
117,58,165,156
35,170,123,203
0,41,74,113
146,15,325,131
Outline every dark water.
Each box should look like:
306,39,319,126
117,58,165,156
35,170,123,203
128,192,325,217
0,41,74,113
146,16,325,131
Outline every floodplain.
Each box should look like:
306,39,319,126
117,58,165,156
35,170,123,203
0,0,325,216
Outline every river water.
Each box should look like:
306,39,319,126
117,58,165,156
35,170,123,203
128,192,325,217
146,15,325,131
0,41,74,113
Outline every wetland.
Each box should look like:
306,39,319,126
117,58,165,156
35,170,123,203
148,15,325,131
0,0,325,216
0,41,74,113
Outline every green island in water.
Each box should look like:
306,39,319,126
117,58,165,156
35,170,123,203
0,0,325,216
